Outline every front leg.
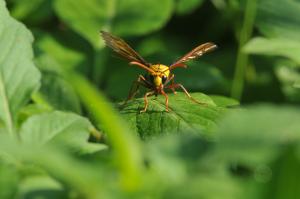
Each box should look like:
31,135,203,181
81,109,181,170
140,91,155,113
167,83,207,105
161,90,169,112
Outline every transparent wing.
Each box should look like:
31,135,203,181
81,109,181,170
170,42,217,67
100,31,149,66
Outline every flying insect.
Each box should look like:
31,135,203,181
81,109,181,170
100,31,217,113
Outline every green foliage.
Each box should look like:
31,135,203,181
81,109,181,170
120,92,229,139
54,0,173,48
19,111,106,153
0,0,40,136
244,38,300,65
0,163,18,199
0,0,300,198
176,0,204,15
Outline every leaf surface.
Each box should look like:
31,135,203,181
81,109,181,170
19,111,107,154
54,0,173,48
244,37,300,65
120,92,230,139
0,0,41,135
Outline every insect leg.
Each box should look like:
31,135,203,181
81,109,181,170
140,91,154,113
169,84,206,105
139,75,152,87
124,75,150,105
164,74,177,94
161,90,169,112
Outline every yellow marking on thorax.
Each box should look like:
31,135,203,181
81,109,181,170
149,64,170,77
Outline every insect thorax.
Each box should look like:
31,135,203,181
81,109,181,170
149,64,170,77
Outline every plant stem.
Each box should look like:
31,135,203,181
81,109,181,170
67,72,144,191
231,0,257,100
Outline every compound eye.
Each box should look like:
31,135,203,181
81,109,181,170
162,75,167,83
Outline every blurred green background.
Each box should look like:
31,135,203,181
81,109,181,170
6,0,300,105
1,0,300,199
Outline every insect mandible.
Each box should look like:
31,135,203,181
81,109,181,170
100,31,217,113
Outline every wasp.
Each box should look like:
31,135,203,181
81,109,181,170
100,31,217,113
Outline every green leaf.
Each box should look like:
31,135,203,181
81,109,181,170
275,63,300,103
209,95,240,107
54,0,174,48
17,104,51,127
256,0,300,42
0,135,106,199
244,37,300,65
294,80,300,88
216,105,300,165
263,148,300,199
37,70,82,113
18,175,66,199
215,105,300,199
19,111,107,154
11,0,54,24
119,92,227,139
175,0,205,15
111,0,173,36
144,134,242,199
0,0,41,136
0,163,18,199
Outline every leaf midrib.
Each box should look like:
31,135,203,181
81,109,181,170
0,22,19,136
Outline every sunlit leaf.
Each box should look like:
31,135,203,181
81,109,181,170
244,37,300,65
209,95,239,107
19,111,107,154
256,0,300,41
18,175,66,199
119,92,228,139
0,0,41,136
37,70,82,113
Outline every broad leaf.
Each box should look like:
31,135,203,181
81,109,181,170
54,0,174,48
18,175,65,199
209,95,239,107
11,0,54,24
256,0,300,41
0,136,106,199
37,70,82,113
216,105,300,165
244,37,300,65
19,111,107,154
119,92,228,139
0,0,41,135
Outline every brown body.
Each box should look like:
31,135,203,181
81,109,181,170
100,31,217,113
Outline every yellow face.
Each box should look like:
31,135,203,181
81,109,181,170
149,64,170,87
